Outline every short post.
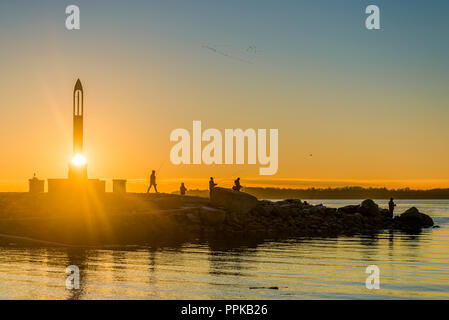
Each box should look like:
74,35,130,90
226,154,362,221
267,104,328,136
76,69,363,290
112,179,127,193
29,174,44,193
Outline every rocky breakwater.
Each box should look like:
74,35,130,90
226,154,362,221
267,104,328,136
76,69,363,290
189,188,435,237
0,191,436,246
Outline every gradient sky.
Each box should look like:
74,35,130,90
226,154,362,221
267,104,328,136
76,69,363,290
1,0,449,192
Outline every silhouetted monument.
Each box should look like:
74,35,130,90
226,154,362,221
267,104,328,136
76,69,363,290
68,79,87,180
48,79,105,194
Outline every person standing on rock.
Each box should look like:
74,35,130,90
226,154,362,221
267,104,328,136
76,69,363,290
209,177,217,197
146,170,158,193
180,182,187,195
389,198,396,216
232,177,242,192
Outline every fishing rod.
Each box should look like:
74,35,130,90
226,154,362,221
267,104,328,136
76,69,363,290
213,169,245,187
126,159,167,183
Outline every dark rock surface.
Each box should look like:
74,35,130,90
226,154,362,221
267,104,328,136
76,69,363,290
0,191,436,246
210,187,258,215
393,207,434,232
199,206,226,226
359,199,380,217
206,191,434,238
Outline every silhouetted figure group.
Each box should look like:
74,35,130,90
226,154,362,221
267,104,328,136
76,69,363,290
146,171,247,197
208,176,243,195
146,172,398,219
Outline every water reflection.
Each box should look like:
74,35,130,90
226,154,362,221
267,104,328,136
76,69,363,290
65,248,89,300
208,246,257,278
0,199,448,299
147,248,156,286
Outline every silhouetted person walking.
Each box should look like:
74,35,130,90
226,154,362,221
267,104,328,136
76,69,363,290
180,182,187,195
389,198,396,216
232,177,242,192
146,170,158,193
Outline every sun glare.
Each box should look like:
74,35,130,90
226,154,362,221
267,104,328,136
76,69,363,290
71,154,87,166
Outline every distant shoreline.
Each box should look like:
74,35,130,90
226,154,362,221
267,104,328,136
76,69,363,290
183,186,449,200
3,185,449,200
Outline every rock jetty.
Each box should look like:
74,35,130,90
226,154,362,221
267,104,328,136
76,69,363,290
0,189,435,246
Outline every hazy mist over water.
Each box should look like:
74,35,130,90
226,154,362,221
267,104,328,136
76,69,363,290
0,199,448,299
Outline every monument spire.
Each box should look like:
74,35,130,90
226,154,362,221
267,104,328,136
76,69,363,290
73,79,83,154
48,79,105,194
68,79,87,180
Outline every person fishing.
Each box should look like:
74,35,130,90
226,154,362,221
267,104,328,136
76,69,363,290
146,170,158,193
232,177,242,192
388,198,396,216
180,182,187,195
209,177,217,197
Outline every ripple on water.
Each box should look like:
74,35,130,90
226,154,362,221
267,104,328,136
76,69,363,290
0,199,448,299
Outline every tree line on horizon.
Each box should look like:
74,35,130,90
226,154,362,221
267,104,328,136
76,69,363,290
184,186,449,199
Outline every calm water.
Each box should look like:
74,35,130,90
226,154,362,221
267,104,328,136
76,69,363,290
1,199,449,300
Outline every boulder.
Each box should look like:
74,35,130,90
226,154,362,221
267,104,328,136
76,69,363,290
396,207,434,231
342,212,363,234
284,199,302,204
342,212,363,226
210,187,259,215
199,206,226,226
184,209,201,224
380,208,392,219
337,205,359,214
312,205,327,215
358,199,380,217
325,207,337,215
250,204,270,216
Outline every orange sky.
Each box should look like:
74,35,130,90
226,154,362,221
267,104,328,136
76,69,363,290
1,61,449,193
1,73,448,193
1,2,449,192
